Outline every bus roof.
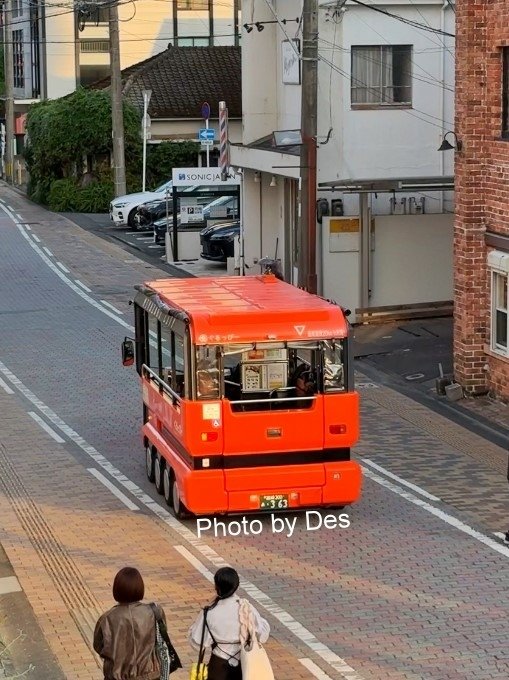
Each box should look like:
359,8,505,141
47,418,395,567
143,274,349,344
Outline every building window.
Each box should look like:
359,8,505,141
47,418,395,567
351,45,412,107
177,0,209,9
80,39,110,53
502,47,509,138
12,0,22,18
174,36,211,46
12,30,24,88
492,271,508,352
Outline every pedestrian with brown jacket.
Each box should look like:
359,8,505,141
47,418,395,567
93,567,169,680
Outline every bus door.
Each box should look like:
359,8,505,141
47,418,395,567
220,341,325,457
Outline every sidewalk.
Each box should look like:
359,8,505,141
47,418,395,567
0,389,314,680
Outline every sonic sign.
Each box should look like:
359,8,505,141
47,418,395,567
172,167,240,187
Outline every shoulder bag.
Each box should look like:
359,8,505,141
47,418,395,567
149,602,183,678
238,599,274,680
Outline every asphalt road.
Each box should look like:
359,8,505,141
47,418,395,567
2,195,509,679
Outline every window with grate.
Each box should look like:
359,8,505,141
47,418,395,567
351,45,412,107
177,0,209,9
80,39,110,53
12,29,24,88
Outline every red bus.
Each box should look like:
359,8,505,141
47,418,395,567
122,274,362,517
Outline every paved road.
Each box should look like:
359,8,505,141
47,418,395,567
1,191,509,679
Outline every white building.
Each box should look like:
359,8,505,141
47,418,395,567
8,0,239,102
231,0,455,320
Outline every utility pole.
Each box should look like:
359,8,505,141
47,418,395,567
298,0,318,294
109,0,126,197
4,0,15,184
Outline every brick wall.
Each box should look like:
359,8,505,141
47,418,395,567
454,0,509,400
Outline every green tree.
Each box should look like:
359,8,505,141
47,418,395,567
145,140,200,189
24,88,142,208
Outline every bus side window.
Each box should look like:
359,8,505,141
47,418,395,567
134,303,146,375
160,326,173,387
174,334,186,397
147,314,161,376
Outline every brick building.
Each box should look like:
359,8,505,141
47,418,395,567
454,0,509,400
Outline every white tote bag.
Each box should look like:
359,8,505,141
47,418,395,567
240,636,275,680
238,599,275,680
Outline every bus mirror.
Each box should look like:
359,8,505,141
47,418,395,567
122,338,135,366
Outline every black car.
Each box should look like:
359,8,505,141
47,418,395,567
200,220,240,263
153,195,239,244
133,199,169,230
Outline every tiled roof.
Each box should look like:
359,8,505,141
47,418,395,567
90,46,241,119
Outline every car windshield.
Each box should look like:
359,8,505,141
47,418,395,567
154,180,172,193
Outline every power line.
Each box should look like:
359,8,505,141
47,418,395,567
348,0,455,38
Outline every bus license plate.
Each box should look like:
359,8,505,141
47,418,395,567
260,494,289,510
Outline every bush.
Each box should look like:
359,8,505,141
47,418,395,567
48,179,79,212
75,180,114,213
146,141,200,188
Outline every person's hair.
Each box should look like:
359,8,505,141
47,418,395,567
112,567,145,604
209,567,239,609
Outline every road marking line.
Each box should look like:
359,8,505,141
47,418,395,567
126,231,152,235
100,300,124,315
28,411,65,443
25,225,31,231
174,546,363,680
13,224,133,332
362,468,509,557
0,377,14,394
43,247,54,257
361,459,441,502
74,279,92,293
56,261,70,273
148,245,164,249
0,360,363,680
0,576,22,595
0,204,19,224
299,658,335,680
15,213,22,220
31,234,41,242
494,532,507,540
88,468,139,511
136,237,154,241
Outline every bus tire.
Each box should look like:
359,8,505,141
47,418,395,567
154,454,165,495
171,475,190,519
163,466,173,507
145,445,155,483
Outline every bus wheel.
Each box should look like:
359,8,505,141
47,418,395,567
163,466,173,507
145,445,155,482
171,475,189,520
154,455,165,495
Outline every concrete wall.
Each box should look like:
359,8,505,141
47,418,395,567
321,213,453,321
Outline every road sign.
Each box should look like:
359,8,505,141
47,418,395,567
198,128,215,142
201,102,211,120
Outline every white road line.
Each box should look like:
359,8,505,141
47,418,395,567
87,468,139,511
174,546,362,680
136,237,154,241
361,459,441,502
56,261,70,273
28,411,65,443
74,279,92,293
299,658,335,680
362,468,509,558
15,213,22,220
100,300,124,315
126,231,151,235
494,532,507,541
43,247,54,257
0,377,14,394
25,225,31,231
31,234,41,242
148,245,164,249
1,204,19,223
0,359,363,680
0,576,22,595
13,223,133,332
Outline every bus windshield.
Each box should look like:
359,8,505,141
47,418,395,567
194,340,347,405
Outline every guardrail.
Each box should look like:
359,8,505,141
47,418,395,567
355,300,453,324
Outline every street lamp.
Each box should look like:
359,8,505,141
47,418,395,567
438,131,462,152
142,89,152,192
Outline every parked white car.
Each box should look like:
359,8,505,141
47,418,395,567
109,180,173,228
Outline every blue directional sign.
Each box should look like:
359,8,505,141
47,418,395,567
198,128,215,142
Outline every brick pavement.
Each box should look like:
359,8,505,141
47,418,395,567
0,390,315,680
2,186,509,679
